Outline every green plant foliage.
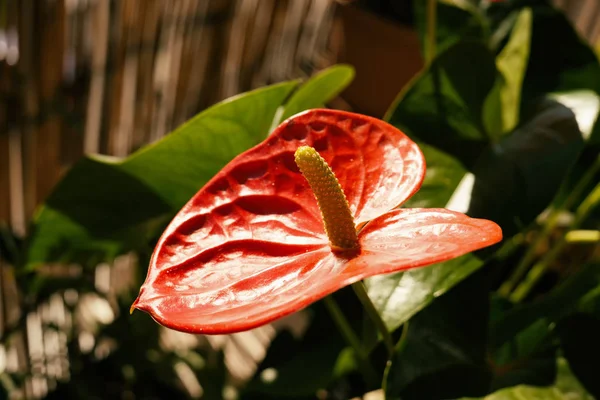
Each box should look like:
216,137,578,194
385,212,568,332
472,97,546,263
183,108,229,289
413,0,488,55
383,270,492,400
491,316,557,391
402,142,467,209
370,42,585,335
277,64,355,123
461,358,594,400
491,263,600,349
468,97,584,236
507,5,600,102
495,8,531,134
386,41,497,166
550,91,600,215
365,254,483,333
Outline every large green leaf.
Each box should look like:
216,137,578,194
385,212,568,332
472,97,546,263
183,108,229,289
383,270,492,400
118,82,300,209
461,358,594,400
365,254,483,332
468,97,584,236
277,64,354,123
25,82,299,269
385,41,498,167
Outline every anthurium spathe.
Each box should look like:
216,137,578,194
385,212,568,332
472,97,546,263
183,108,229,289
132,109,502,334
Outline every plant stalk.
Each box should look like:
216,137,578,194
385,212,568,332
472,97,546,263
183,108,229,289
352,281,395,356
426,0,437,65
499,154,600,297
565,230,600,243
511,181,600,302
323,296,378,385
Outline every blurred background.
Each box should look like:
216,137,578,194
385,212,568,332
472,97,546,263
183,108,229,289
0,0,599,399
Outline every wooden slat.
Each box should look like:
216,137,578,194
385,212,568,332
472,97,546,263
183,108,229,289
35,0,67,205
83,0,110,155
0,129,9,222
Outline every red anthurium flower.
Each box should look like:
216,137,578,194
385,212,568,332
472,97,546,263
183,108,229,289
132,109,502,334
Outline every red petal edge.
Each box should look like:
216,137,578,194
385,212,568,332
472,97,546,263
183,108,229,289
134,110,499,334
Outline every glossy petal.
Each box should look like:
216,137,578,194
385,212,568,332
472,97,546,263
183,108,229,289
344,208,503,279
134,208,501,333
133,109,501,334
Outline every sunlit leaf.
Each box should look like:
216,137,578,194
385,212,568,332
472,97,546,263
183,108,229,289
495,8,532,134
277,64,355,123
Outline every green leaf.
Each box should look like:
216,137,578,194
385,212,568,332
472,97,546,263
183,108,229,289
385,41,498,166
557,313,600,397
25,82,298,269
461,358,594,400
496,8,532,134
365,253,483,332
277,65,355,123
119,81,299,209
383,270,492,400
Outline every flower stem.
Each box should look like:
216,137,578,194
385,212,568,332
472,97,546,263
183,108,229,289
395,320,410,353
352,281,395,356
565,230,600,243
499,154,600,297
323,296,378,385
426,0,437,65
511,181,600,302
